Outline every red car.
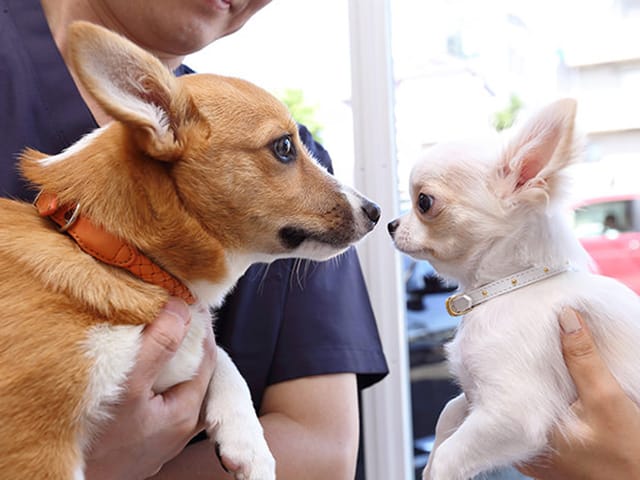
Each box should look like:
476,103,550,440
572,194,640,294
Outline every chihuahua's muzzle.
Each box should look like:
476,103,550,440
387,218,399,237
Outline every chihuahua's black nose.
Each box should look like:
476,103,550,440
362,200,381,224
387,219,399,237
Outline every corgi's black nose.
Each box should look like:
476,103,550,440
387,219,399,237
362,200,381,224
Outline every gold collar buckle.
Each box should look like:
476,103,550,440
446,293,473,317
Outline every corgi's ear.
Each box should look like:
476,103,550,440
499,98,577,194
67,21,199,161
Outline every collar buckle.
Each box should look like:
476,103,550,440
33,191,82,233
446,293,473,316
57,203,81,232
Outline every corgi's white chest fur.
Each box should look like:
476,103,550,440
80,266,238,428
81,302,210,424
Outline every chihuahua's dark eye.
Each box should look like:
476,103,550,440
417,193,434,214
272,135,296,163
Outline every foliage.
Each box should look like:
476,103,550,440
492,94,524,132
277,88,324,143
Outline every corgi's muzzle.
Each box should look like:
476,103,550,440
279,196,380,251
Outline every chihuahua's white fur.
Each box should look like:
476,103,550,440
390,98,640,480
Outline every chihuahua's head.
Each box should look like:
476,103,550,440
388,99,590,289
20,22,380,295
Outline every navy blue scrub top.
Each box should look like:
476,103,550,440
0,0,389,413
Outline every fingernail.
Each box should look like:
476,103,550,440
164,297,191,325
559,307,581,334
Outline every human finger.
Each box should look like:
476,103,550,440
559,307,622,410
129,297,192,391
162,326,217,433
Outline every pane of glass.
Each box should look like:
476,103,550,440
574,200,632,235
389,0,640,478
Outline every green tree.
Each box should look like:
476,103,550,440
277,88,324,143
492,94,524,132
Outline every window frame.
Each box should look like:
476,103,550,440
349,1,414,479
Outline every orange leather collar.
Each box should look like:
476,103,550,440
34,191,196,305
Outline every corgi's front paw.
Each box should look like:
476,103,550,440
207,415,275,480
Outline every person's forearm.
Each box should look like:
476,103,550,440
152,413,358,480
260,411,358,480
149,440,231,480
154,373,360,480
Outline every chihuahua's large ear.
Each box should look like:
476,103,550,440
497,98,578,198
67,21,199,161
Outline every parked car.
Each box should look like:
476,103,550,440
572,194,640,294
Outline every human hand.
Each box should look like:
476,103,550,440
517,308,640,479
85,298,217,480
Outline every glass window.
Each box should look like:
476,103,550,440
574,200,634,236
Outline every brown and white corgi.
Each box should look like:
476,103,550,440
0,21,380,480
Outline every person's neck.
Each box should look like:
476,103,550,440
41,0,184,71
40,0,184,126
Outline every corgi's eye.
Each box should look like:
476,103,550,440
417,193,434,214
272,135,296,163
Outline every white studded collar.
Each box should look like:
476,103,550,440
445,263,572,316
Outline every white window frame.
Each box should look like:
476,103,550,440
348,1,414,479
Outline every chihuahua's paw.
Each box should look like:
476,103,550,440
208,417,275,480
429,456,467,480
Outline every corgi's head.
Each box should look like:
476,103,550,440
20,22,379,295
388,98,589,288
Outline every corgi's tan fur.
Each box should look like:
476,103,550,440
0,21,379,480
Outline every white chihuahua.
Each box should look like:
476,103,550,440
388,98,640,480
